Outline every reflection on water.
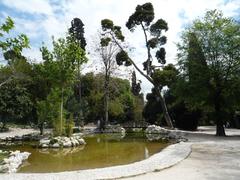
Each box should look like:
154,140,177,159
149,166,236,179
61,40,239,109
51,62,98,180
0,133,169,173
144,147,149,158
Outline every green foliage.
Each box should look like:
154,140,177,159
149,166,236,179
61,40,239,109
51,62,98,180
100,2,170,88
155,48,166,64
116,50,131,66
101,19,114,31
150,19,168,37
100,37,111,47
0,16,30,94
0,17,29,54
0,17,33,125
101,19,125,43
177,10,240,135
69,18,86,50
37,100,50,126
65,113,75,137
0,16,144,132
131,71,141,96
0,16,14,34
77,73,140,124
132,94,144,122
0,81,33,126
38,34,87,136
177,10,240,111
126,2,154,31
109,99,124,117
152,64,178,86
113,26,124,41
147,38,158,48
177,32,210,110
143,88,163,124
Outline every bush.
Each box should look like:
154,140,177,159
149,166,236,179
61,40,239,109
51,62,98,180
65,114,75,137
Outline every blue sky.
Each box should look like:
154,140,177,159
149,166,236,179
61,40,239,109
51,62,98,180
0,0,239,94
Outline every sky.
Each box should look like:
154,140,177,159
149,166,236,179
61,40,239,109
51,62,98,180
0,0,239,95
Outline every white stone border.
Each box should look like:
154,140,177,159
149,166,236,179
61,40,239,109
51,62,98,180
0,142,192,180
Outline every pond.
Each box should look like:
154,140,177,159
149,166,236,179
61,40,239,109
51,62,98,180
0,133,170,173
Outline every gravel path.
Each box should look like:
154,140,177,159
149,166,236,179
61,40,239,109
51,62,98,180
0,128,38,139
125,127,240,180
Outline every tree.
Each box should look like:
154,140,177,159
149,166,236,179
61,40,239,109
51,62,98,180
131,70,141,96
177,10,240,136
143,87,163,125
0,16,29,88
98,32,120,130
100,2,174,128
39,34,86,135
143,64,178,125
78,72,139,124
0,81,32,129
0,17,33,128
69,18,87,125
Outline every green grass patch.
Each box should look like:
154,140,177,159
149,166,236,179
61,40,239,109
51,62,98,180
0,151,10,163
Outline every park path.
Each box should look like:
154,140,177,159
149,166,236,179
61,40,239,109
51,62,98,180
0,128,38,139
125,127,240,180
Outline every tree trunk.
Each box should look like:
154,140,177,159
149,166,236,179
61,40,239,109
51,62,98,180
104,74,109,128
39,122,44,135
104,93,109,126
156,87,174,128
111,34,174,128
60,87,64,135
216,118,225,136
99,117,105,132
214,89,226,136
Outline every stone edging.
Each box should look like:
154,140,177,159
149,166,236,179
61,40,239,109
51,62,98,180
0,151,30,173
0,142,192,180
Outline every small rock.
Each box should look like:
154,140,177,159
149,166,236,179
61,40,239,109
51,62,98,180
41,144,48,148
39,139,50,145
52,143,60,148
63,142,72,148
78,138,86,145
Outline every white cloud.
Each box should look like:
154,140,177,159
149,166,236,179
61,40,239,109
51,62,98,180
2,0,239,94
23,47,42,63
2,0,53,15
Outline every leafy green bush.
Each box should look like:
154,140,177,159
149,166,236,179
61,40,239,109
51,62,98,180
65,114,75,137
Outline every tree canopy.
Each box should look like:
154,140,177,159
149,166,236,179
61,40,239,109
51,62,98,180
177,10,240,136
100,2,175,128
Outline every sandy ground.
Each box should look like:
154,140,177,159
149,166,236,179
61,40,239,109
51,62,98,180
125,127,240,180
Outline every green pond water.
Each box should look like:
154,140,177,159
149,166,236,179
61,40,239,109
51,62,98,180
1,133,169,173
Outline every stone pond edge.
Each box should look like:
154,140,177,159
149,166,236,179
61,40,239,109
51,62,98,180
1,141,192,180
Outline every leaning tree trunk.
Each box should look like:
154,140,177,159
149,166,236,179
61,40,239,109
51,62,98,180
214,90,226,136
111,33,174,128
156,87,174,128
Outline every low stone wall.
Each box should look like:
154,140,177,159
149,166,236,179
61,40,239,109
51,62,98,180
39,134,86,148
102,125,126,134
145,125,188,142
0,150,30,173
